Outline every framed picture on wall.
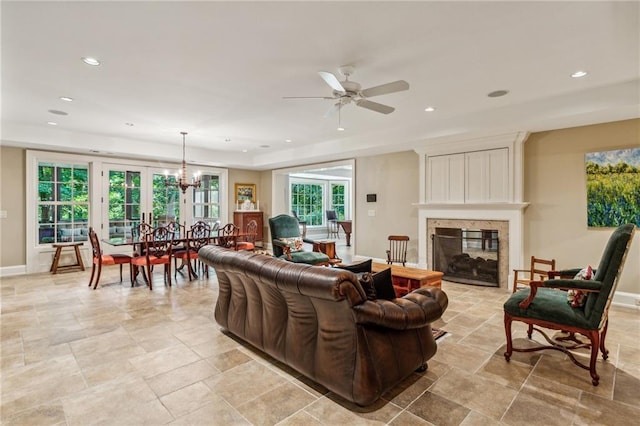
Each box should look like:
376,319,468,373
235,183,256,203
585,148,640,227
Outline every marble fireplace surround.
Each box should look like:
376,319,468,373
417,204,528,291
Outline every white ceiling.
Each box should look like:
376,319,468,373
2,1,639,170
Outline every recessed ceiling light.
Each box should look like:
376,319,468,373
285,139,292,143
259,145,270,149
125,122,134,126
571,70,588,78
337,127,345,131
424,106,436,112
487,90,509,98
47,121,58,126
60,96,73,102
48,109,68,115
242,149,248,153
82,57,100,66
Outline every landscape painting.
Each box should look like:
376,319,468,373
585,148,640,227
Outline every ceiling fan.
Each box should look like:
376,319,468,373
283,65,409,116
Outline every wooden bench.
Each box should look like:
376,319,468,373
372,262,443,296
50,242,85,274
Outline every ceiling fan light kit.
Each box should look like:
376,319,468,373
285,65,409,118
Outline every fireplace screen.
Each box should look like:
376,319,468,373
432,228,499,287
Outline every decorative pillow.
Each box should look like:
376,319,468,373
568,265,594,308
357,272,377,300
279,237,304,252
372,267,397,300
336,259,372,274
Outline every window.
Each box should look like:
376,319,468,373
291,182,324,226
330,183,346,220
107,170,142,238
37,162,89,244
193,174,220,227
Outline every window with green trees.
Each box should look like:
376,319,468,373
193,174,220,226
291,182,324,226
152,173,181,226
37,162,89,244
331,183,346,220
108,170,142,238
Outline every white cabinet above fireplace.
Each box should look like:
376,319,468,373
427,148,509,203
416,131,529,204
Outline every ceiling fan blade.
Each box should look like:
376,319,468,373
323,102,342,118
318,71,345,92
282,96,335,100
356,99,395,114
361,80,409,98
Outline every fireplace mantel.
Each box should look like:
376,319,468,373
414,203,529,211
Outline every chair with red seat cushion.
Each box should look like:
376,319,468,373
236,219,257,252
131,225,173,290
173,221,211,280
88,227,132,289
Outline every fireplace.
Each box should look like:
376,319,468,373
432,228,499,287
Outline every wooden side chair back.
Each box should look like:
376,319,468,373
504,224,635,387
512,256,556,293
386,235,410,266
236,219,258,252
88,227,132,289
217,223,240,250
131,225,173,290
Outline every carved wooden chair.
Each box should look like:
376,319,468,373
173,221,211,280
504,224,635,386
217,223,239,250
88,227,132,289
236,219,258,252
512,256,556,293
386,235,409,266
131,225,174,290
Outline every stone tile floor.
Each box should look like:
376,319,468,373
1,254,639,425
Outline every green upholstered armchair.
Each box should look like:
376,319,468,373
268,214,330,266
504,223,635,386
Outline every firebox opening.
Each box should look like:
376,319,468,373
432,227,499,287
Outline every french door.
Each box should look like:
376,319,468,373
101,164,185,242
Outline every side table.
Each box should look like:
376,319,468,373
50,242,85,274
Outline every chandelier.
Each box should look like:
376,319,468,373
164,131,201,194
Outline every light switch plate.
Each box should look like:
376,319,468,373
0,210,7,219
368,209,375,217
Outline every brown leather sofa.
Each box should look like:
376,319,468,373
198,246,448,406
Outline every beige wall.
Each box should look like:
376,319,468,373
523,119,639,293
0,146,26,267
355,151,419,262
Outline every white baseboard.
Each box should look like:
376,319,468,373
612,291,640,309
0,265,27,277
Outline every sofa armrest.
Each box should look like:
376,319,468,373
353,287,448,330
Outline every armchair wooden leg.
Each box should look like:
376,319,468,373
587,329,600,386
89,263,97,288
504,313,513,361
92,263,103,290
527,324,533,339
600,319,609,360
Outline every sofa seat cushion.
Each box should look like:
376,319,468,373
278,251,329,265
504,287,591,329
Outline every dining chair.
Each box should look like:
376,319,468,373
217,223,240,250
88,227,132,289
131,225,174,290
173,221,212,280
236,219,258,252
